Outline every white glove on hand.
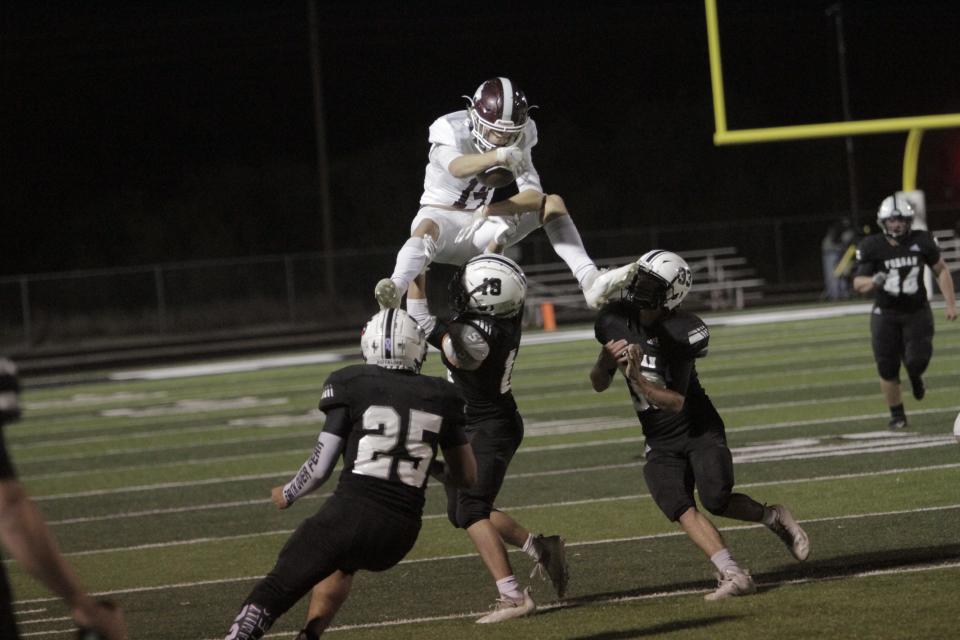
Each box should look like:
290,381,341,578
872,271,888,287
495,145,523,171
454,206,488,244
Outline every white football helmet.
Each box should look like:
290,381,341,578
360,309,428,373
877,193,914,240
452,254,527,317
626,250,693,311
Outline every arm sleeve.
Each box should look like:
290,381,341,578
281,410,348,505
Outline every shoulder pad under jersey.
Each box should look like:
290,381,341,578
428,111,468,147
595,302,638,344
660,311,710,358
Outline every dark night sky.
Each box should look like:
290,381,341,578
3,0,960,276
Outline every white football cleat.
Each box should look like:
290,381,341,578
767,504,810,561
704,567,756,601
374,278,401,310
476,587,536,624
582,262,639,310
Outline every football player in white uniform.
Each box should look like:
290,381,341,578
374,77,637,312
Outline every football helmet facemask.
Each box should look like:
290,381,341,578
465,77,530,152
877,194,914,240
360,309,428,373
625,250,693,311
451,254,527,317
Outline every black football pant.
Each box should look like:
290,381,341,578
870,305,934,381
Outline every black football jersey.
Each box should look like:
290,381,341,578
855,230,940,312
436,313,523,421
595,302,724,443
318,364,467,516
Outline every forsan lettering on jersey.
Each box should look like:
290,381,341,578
884,255,919,269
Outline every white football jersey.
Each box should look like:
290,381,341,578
420,110,543,211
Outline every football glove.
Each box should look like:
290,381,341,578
494,145,523,171
871,271,888,287
454,205,488,244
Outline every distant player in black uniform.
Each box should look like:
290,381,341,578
853,194,957,430
0,358,127,640
406,254,569,623
590,250,810,600
222,310,476,640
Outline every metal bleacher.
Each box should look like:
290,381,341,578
933,229,960,275
523,246,765,324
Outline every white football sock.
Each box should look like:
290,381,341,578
543,215,597,287
710,548,740,574
761,506,777,527
495,575,524,600
405,297,435,334
521,533,539,560
389,237,430,296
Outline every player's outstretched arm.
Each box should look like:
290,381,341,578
0,481,128,639
273,429,345,509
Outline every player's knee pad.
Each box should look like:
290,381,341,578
875,355,901,381
225,602,274,640
699,487,732,517
903,346,932,377
445,500,459,528
456,495,493,529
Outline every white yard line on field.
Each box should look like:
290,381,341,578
24,465,959,558
28,424,960,504
16,553,960,637
17,502,960,606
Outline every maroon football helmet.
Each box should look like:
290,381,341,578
465,77,530,151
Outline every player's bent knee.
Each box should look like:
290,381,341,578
541,193,569,224
456,497,493,529
412,219,440,240
876,358,900,381
666,501,697,522
699,490,732,517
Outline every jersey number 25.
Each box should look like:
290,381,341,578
355,406,441,488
